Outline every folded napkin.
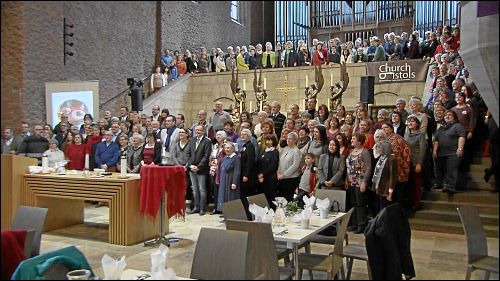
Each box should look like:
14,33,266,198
290,207,313,223
272,197,288,208
303,195,316,209
249,204,274,223
150,244,176,280
316,197,330,211
101,254,126,280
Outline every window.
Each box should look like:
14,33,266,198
231,1,240,23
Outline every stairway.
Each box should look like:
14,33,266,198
410,156,499,238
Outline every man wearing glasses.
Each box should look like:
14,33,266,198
17,124,49,163
53,112,73,135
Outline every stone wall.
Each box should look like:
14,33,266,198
143,63,427,127
1,1,252,130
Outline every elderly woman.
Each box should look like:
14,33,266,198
277,131,302,202
239,128,256,201
371,140,397,214
210,130,228,214
126,133,144,173
217,142,241,211
346,132,372,234
44,139,65,168
318,138,346,190
404,115,427,211
433,110,466,194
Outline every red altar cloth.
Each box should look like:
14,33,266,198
1,230,27,280
139,165,187,220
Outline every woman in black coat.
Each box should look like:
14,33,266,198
257,134,279,208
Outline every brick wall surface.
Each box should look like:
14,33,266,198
1,2,25,131
1,1,252,129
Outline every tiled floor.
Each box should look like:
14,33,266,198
40,203,499,280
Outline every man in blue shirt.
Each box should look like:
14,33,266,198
95,130,120,172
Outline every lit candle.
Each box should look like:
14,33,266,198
330,73,333,87
305,75,308,87
263,78,267,89
243,79,246,91
240,103,243,114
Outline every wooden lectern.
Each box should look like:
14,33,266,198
1,154,38,229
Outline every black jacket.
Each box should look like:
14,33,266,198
365,203,415,280
186,136,212,175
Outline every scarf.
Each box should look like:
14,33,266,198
164,126,176,152
372,155,388,190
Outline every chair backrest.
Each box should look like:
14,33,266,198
457,205,488,263
247,193,270,208
225,219,280,279
315,189,346,212
11,205,48,257
222,199,249,221
332,208,354,256
11,245,92,280
23,230,36,259
190,227,248,280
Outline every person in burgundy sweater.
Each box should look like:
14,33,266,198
65,134,89,170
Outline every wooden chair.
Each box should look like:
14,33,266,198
11,206,48,257
247,193,271,209
342,243,371,280
190,227,249,280
296,208,354,280
246,194,293,267
457,205,499,280
226,219,295,280
304,189,348,254
221,199,249,221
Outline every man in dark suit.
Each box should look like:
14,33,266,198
186,125,212,215
269,101,286,140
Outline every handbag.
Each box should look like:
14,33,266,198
330,200,340,215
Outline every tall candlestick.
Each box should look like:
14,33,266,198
240,103,243,114
243,79,246,91
249,101,253,112
263,78,267,89
305,75,308,87
330,73,333,87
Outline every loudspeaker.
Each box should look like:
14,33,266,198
360,76,375,104
129,84,143,112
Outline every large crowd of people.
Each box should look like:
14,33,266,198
2,24,498,233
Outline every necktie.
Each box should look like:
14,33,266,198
196,138,200,149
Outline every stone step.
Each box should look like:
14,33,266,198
413,209,499,225
421,200,499,215
410,218,499,238
423,190,499,205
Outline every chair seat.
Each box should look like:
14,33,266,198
343,244,368,261
472,256,500,273
308,234,337,244
278,266,295,280
297,253,343,272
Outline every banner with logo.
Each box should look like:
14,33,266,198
366,59,429,84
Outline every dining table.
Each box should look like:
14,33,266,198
271,211,347,279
